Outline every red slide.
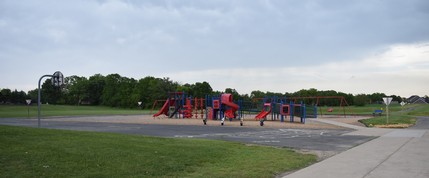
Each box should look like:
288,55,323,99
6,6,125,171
221,94,239,119
153,99,173,117
255,103,272,119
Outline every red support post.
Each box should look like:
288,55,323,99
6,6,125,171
200,98,204,119
195,98,198,119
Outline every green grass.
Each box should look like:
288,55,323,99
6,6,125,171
407,104,429,116
0,105,151,118
317,104,429,127
0,125,316,178
358,104,429,127
317,104,413,115
358,115,417,127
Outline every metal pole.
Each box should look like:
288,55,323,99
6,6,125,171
386,105,389,124
38,75,53,128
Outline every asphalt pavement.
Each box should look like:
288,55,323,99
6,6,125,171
0,117,371,153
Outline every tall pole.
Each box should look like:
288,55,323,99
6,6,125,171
26,99,32,118
38,75,53,128
386,104,389,124
383,97,392,125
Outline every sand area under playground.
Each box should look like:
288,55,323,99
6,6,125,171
49,114,369,130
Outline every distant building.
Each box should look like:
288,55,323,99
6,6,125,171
407,95,428,104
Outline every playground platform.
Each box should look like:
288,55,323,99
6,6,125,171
284,118,429,178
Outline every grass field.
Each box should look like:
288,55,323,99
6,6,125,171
317,103,417,115
316,104,429,127
357,104,429,127
0,104,151,118
0,125,316,178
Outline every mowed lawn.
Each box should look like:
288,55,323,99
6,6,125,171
358,104,429,127
317,103,417,115
0,125,316,178
314,104,428,127
0,104,150,118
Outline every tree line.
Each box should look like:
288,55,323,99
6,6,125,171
1,73,409,108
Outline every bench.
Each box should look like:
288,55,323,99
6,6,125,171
372,110,383,116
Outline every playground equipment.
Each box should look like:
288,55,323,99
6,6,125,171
255,103,271,120
253,97,316,126
204,93,243,126
152,92,184,118
151,93,328,127
152,92,205,119
288,96,352,117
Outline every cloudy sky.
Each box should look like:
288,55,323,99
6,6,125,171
1,0,428,97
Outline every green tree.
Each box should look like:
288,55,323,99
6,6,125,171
192,82,212,98
1,89,11,103
117,77,137,108
224,88,240,101
10,89,27,104
132,76,181,109
250,90,266,99
354,94,368,106
101,74,123,107
0,91,3,103
159,77,178,96
27,89,38,102
294,88,318,97
64,75,89,106
176,83,192,95
101,74,140,108
133,76,156,109
391,95,402,103
41,79,62,104
87,74,105,105
368,92,386,104
292,88,318,104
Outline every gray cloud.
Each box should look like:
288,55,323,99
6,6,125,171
1,0,428,95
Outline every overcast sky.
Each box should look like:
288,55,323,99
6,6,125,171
1,0,428,97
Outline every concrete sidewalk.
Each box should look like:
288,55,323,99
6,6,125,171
284,119,429,178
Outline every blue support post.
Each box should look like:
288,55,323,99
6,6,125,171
301,101,307,123
181,92,185,119
280,100,284,122
290,101,294,122
212,96,215,120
